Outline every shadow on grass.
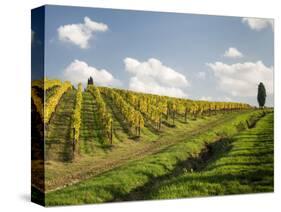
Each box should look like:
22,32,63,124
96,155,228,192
110,137,233,201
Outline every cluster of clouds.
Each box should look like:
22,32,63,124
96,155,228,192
207,61,273,97
199,96,213,101
124,58,189,98
208,43,273,98
57,16,273,103
58,17,108,49
223,47,243,58
202,17,274,100
58,17,191,97
196,71,206,79
242,17,274,31
63,57,190,98
64,59,119,87
199,96,233,102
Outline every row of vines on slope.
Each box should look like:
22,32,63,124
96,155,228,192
32,79,251,143
87,85,113,144
32,78,62,91
32,79,254,163
100,87,144,137
116,89,167,130
71,83,83,157
31,80,72,125
44,81,72,125
111,88,251,130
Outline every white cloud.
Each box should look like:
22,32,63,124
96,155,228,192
223,47,243,58
197,71,206,79
242,18,274,31
58,17,108,49
124,57,189,98
129,77,187,98
207,61,273,97
222,96,233,102
198,96,233,102
64,59,119,87
199,96,212,101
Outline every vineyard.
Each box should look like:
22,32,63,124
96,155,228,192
31,79,273,205
32,79,252,159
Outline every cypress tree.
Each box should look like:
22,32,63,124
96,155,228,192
88,76,94,85
257,82,266,108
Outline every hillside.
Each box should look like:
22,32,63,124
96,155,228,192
44,110,273,205
31,79,273,205
31,79,252,162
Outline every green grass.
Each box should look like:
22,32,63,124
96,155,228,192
143,112,274,199
79,91,105,155
45,109,269,206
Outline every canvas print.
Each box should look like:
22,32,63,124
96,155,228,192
31,5,274,206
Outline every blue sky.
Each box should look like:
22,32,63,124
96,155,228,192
34,5,274,106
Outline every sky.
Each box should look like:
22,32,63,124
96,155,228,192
32,5,274,106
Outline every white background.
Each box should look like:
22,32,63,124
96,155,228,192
0,0,279,211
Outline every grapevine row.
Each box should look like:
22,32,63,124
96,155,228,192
100,87,144,137
72,83,83,147
117,90,167,130
44,81,72,125
112,88,251,126
32,78,62,91
87,85,113,143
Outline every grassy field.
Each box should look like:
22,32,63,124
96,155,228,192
128,112,274,200
44,109,271,206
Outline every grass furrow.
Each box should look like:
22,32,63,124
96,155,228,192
144,112,273,199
